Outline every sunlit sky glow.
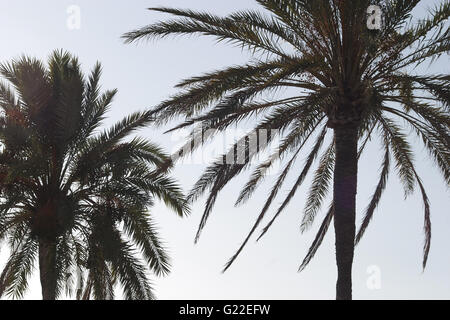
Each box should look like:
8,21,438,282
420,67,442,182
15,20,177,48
0,0,449,300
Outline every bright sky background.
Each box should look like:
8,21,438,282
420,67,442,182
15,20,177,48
0,0,449,300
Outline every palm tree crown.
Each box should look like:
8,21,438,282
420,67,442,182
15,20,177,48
0,50,189,300
124,0,449,299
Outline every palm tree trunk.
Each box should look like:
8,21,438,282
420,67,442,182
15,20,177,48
333,125,358,300
39,239,57,300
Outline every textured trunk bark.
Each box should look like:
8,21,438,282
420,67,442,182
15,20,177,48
39,239,57,300
333,125,358,300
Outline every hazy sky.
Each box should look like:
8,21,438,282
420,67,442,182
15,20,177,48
0,0,449,300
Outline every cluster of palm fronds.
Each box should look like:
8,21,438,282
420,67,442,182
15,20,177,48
123,0,449,274
0,51,189,299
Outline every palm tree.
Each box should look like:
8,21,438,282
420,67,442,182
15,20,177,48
124,0,449,299
0,50,189,300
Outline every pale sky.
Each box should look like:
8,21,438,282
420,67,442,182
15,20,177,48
0,0,449,300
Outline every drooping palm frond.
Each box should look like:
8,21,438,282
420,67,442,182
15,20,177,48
298,204,334,272
257,125,329,241
377,115,433,269
301,140,335,232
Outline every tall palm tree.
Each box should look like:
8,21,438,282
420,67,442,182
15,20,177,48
124,0,449,299
0,51,189,300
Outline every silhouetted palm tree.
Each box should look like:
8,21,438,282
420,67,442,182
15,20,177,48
0,51,189,300
124,0,449,299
